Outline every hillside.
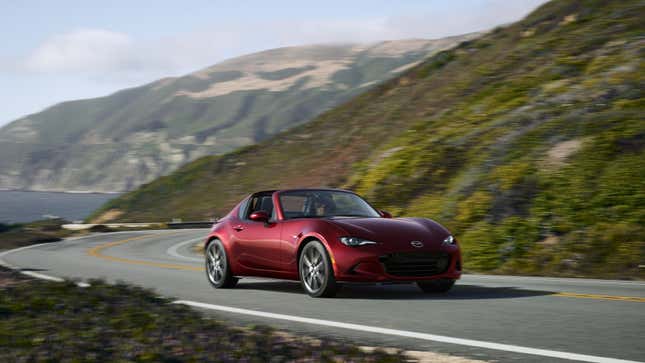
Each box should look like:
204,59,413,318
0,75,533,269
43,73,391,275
0,37,473,192
96,0,644,278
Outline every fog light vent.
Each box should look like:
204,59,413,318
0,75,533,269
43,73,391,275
381,252,451,277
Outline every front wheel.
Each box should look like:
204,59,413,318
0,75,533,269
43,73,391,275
299,241,337,298
205,239,238,288
417,279,455,293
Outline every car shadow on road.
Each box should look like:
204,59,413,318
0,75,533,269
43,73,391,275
16,268,49,272
236,280,554,300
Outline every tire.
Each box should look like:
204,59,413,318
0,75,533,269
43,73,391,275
417,279,455,293
299,240,337,298
205,239,238,288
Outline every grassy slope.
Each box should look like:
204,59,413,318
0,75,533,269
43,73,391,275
0,270,403,362
98,0,644,278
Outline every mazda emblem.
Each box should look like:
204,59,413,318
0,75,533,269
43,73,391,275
410,241,424,248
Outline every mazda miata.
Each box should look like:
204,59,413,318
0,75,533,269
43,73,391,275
204,188,461,297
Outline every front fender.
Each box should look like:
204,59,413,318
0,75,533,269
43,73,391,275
297,231,340,277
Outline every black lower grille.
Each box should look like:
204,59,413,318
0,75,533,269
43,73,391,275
381,252,451,277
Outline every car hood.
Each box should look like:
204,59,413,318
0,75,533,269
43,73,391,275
327,217,451,248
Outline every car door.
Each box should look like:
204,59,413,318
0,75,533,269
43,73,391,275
231,193,283,272
276,193,309,272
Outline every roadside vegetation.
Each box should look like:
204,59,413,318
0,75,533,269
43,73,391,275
0,219,73,250
93,0,644,279
0,220,171,251
0,267,404,362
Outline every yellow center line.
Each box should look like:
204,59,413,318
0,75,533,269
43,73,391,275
87,233,205,272
553,292,645,303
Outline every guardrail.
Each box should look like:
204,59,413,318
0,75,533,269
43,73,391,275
167,221,213,229
62,221,214,231
63,223,164,230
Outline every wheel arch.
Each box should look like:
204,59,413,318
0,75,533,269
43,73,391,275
296,233,337,275
204,234,239,275
205,233,229,247
204,234,232,260
204,235,220,249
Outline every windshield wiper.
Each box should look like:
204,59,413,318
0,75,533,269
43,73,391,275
289,214,374,219
328,215,373,218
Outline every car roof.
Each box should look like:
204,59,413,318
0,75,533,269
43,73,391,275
253,188,354,195
276,188,354,194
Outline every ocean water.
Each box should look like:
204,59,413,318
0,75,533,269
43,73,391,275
0,191,120,224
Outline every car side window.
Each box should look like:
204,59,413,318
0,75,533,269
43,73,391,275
244,194,274,220
246,196,259,218
237,198,250,219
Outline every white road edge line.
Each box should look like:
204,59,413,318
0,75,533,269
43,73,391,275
0,236,119,287
0,244,83,285
165,237,205,262
0,241,68,283
173,300,642,363
20,270,65,282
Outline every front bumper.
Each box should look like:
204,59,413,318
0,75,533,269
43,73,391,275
332,245,462,282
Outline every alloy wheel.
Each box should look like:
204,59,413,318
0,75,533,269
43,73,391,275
301,246,326,293
299,241,337,297
206,242,224,284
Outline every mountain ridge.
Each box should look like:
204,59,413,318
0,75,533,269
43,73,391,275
0,35,475,192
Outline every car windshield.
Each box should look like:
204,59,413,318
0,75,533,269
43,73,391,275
278,190,381,219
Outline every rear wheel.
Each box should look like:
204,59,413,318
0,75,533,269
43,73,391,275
417,279,455,293
205,239,238,288
299,241,337,298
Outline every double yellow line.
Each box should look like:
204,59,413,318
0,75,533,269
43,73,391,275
553,291,645,303
87,234,645,303
87,233,204,271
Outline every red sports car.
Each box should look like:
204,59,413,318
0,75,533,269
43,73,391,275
204,188,461,297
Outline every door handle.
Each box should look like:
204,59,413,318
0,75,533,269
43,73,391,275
233,225,244,232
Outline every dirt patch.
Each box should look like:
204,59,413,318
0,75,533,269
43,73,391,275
90,209,123,224
192,241,204,254
403,350,488,363
391,60,423,74
176,60,352,99
559,14,577,26
0,266,31,288
545,138,584,166
370,146,405,167
273,328,489,362
538,235,560,246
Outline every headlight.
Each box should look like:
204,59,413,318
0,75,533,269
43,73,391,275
339,236,377,247
442,235,456,245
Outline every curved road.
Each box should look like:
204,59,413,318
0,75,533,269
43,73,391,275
1,229,644,363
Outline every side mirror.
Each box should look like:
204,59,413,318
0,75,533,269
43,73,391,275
380,210,392,218
249,210,270,222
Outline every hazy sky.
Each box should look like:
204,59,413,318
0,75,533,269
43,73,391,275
0,0,548,127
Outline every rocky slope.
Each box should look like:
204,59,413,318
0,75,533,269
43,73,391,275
0,37,474,192
96,0,644,278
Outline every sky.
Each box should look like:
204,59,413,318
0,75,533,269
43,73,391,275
0,0,548,127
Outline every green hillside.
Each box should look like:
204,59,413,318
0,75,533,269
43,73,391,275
97,0,644,278
0,38,472,192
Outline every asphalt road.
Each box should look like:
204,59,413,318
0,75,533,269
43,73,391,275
2,229,644,363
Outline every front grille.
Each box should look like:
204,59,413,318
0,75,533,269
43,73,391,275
380,252,451,277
